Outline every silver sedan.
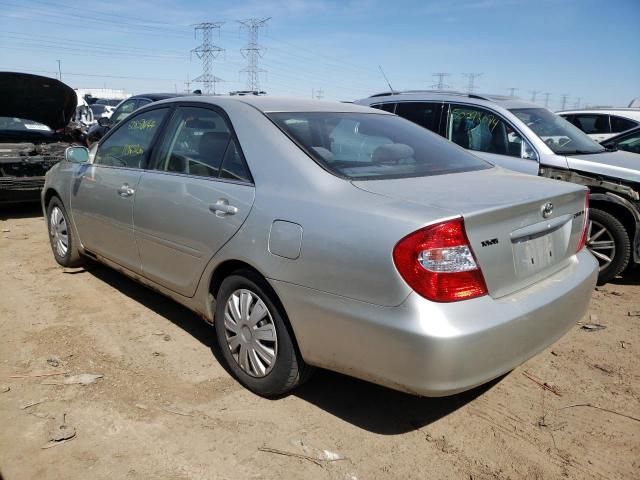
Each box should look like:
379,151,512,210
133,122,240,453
42,96,598,397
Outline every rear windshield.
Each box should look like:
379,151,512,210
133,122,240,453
268,112,491,180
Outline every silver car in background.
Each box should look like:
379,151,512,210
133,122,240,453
356,91,640,283
42,97,597,397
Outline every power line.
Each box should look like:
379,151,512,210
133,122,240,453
431,73,451,90
238,17,270,91
462,73,482,93
191,22,225,94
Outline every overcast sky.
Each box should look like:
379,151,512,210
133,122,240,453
1,0,639,109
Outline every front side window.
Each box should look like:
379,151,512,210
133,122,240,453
395,102,441,133
446,105,524,158
511,108,605,155
94,108,168,168
111,99,138,124
268,112,491,180
569,114,610,134
152,106,251,182
610,116,638,133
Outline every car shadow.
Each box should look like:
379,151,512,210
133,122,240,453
0,202,43,220
293,370,502,435
83,262,503,434
609,267,640,286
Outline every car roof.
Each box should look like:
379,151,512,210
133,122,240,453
558,108,640,118
152,95,385,114
358,90,540,110
131,93,187,101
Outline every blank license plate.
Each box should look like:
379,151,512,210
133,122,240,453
513,233,558,277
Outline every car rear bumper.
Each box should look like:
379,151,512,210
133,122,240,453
271,249,598,396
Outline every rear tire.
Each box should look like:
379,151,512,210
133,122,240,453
214,270,312,397
587,208,630,284
46,197,83,268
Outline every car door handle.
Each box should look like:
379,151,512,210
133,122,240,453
209,200,238,216
117,184,135,197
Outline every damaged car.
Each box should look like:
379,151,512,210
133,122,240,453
356,92,640,283
0,72,81,204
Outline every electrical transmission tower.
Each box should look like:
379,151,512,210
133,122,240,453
462,73,482,93
530,90,540,102
192,22,225,94
312,88,324,100
573,97,582,109
543,92,551,108
560,94,570,111
431,73,451,90
238,17,270,91
507,87,518,97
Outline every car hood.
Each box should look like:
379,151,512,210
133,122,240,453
0,72,77,130
565,151,640,182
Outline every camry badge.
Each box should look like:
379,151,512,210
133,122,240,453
541,202,554,218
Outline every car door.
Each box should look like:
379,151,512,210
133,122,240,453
444,103,539,175
133,105,255,297
71,107,170,272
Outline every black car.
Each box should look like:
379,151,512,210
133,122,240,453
602,126,640,155
85,93,187,146
0,72,79,204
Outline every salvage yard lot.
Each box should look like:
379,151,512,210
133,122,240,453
0,205,638,480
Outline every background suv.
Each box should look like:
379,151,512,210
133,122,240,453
356,91,640,283
558,108,640,143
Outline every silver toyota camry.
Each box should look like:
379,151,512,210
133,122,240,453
42,96,598,397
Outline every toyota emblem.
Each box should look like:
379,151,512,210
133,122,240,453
541,202,554,218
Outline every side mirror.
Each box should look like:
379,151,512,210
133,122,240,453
97,116,112,127
521,142,538,161
65,146,90,164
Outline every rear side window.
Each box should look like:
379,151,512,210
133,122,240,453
152,106,251,182
268,112,491,180
570,114,610,134
94,108,168,168
446,105,524,158
395,102,441,133
371,103,396,113
610,116,637,133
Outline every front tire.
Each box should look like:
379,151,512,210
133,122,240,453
587,208,630,284
46,197,83,268
214,270,312,397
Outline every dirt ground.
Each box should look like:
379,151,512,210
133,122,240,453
0,204,638,480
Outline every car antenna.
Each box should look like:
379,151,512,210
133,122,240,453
378,65,396,94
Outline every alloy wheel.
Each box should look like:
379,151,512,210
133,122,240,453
586,219,616,272
223,289,278,378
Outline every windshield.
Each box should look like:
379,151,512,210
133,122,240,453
510,108,605,155
268,112,491,180
0,117,52,133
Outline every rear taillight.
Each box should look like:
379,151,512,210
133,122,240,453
393,218,488,302
576,191,590,252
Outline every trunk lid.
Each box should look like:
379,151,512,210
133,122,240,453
353,167,588,298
